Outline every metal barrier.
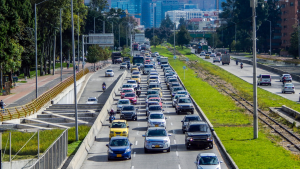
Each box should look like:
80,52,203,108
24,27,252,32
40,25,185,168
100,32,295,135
0,68,89,122
23,129,68,169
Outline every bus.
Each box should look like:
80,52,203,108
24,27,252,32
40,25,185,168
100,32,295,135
133,43,139,50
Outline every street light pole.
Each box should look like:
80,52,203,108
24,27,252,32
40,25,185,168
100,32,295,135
103,20,105,34
119,24,120,49
266,20,271,56
174,24,175,56
233,22,236,52
35,4,38,98
78,12,80,70
94,17,95,33
60,9,63,82
53,30,56,75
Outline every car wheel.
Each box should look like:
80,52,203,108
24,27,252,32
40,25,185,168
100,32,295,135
129,155,131,159
185,144,190,150
167,147,171,152
209,143,213,149
191,111,194,114
108,157,111,161
270,83,271,86
144,147,148,153
284,91,286,93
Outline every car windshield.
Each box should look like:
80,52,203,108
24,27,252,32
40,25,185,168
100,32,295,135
185,116,201,122
122,90,132,93
127,81,136,84
132,72,140,74
284,75,291,77
122,106,134,111
149,85,159,88
150,114,164,119
106,70,113,72
198,156,219,165
118,100,129,104
148,91,158,94
147,95,159,99
177,91,187,95
262,75,270,78
150,77,158,79
88,98,97,101
169,79,178,82
171,84,180,87
173,87,184,92
174,95,185,99
150,73,158,76
111,122,127,128
188,124,208,132
149,106,162,111
125,93,135,97
123,85,132,88
110,139,129,146
132,76,139,78
146,129,167,137
148,102,159,106
179,99,191,103
285,84,293,87
149,99,160,102
144,65,153,68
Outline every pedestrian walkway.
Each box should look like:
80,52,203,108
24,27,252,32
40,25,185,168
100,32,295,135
0,62,96,107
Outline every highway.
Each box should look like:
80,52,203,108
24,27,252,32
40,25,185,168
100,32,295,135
194,50,300,102
80,58,229,169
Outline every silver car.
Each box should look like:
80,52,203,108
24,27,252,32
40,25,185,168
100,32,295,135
282,83,295,94
120,63,127,69
143,127,171,153
105,69,114,77
86,97,98,104
126,80,137,88
194,153,223,169
147,105,163,116
147,112,167,128
181,115,201,132
280,74,292,82
117,99,131,113
172,94,187,107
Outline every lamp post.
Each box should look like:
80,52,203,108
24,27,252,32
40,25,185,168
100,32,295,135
266,20,271,56
78,12,80,70
233,21,237,52
60,9,63,82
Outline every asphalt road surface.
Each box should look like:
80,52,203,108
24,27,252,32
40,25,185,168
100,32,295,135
194,50,300,102
80,57,229,169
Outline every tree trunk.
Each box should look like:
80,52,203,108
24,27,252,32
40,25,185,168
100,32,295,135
27,66,30,78
48,42,51,74
40,44,44,76
44,45,47,75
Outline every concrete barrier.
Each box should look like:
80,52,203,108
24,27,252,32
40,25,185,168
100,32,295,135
282,105,300,120
65,71,128,169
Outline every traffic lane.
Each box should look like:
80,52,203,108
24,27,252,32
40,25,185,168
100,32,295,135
79,64,125,104
199,55,300,102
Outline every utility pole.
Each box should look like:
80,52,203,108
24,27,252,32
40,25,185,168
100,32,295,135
94,17,95,33
266,20,271,56
78,12,80,70
53,30,56,75
60,9,63,82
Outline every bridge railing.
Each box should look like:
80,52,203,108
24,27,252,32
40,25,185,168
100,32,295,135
0,68,89,122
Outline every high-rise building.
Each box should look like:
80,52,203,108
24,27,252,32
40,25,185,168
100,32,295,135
111,0,141,18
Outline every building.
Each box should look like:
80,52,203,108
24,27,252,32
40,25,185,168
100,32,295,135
216,0,226,10
111,0,141,19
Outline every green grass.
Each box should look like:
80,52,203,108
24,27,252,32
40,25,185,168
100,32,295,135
1,125,91,161
52,63,73,69
17,81,27,83
152,45,300,168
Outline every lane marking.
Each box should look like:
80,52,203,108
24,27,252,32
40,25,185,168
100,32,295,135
137,131,139,135
174,140,176,144
133,152,136,157
178,164,181,169
131,166,134,169
176,151,179,156
135,141,138,145
171,122,173,125
138,123,139,126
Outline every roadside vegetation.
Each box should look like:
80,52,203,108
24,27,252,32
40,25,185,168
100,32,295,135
1,125,90,161
152,45,300,168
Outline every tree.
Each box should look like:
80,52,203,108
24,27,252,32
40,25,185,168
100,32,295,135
177,26,191,49
288,28,299,58
151,36,160,47
160,14,173,29
121,47,131,58
86,45,101,70
178,18,185,29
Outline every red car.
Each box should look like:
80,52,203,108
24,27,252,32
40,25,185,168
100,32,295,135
124,93,137,104
148,97,162,107
120,88,134,99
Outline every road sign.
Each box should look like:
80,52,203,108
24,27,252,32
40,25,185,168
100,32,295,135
173,55,177,59
183,66,186,69
186,58,189,62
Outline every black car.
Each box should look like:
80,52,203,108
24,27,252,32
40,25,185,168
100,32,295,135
185,121,213,149
181,115,202,133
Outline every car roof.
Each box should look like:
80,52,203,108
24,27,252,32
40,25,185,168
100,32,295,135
188,121,207,125
147,127,166,130
149,82,160,85
178,97,190,100
199,153,217,157
118,99,130,101
88,97,97,99
148,101,159,104
110,136,129,140
113,120,127,123
149,112,164,115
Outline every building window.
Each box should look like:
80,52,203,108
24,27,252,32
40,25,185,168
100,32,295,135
282,4,285,8
284,18,287,21
290,2,294,6
284,25,287,28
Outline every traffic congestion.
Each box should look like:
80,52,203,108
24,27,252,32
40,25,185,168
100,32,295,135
98,49,225,169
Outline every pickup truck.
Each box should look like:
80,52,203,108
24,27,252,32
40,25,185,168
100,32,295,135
185,121,213,149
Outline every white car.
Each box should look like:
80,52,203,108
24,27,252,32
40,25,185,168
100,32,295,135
148,76,161,84
105,69,114,77
200,52,206,56
194,153,223,169
282,83,295,94
147,112,167,128
143,127,171,153
121,84,134,90
126,80,137,88
86,97,98,104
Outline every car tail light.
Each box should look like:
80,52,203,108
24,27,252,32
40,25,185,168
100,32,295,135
285,87,287,88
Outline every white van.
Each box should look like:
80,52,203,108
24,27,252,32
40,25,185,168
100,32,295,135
257,74,271,86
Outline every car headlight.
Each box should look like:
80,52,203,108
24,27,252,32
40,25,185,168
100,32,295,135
163,140,168,143
110,131,114,134
145,140,151,144
125,147,131,153
187,137,193,141
207,136,213,141
123,131,127,134
108,148,113,153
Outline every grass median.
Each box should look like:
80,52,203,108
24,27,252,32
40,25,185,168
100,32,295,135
152,45,300,168
1,125,90,161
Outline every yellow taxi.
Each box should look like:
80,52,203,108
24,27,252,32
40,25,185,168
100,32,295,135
205,54,210,59
131,66,139,73
145,53,149,57
109,120,129,139
131,75,141,83
152,88,163,98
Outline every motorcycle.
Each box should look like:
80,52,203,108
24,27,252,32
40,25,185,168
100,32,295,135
102,85,106,92
240,63,243,69
109,114,115,123
236,60,238,65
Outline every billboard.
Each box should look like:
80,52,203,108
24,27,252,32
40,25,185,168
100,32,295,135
88,33,114,47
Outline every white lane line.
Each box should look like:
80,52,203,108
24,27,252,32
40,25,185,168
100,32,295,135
169,116,171,119
174,140,176,144
137,131,139,135
131,166,134,169
133,152,136,157
135,141,138,145
178,164,181,169
138,123,139,126
171,122,173,125
176,151,179,156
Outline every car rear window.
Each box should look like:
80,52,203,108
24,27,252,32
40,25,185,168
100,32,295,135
118,100,129,104
145,65,153,68
188,124,208,132
262,75,270,78
125,93,135,97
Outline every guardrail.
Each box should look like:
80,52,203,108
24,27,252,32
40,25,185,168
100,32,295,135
0,68,89,122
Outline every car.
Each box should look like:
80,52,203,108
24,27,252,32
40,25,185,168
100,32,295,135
143,64,154,75
86,97,98,104
213,57,221,63
120,88,134,99
205,54,210,59
185,121,213,149
124,93,137,104
154,52,159,55
148,97,162,107
146,101,161,114
141,50,145,54
148,76,161,84
106,136,132,160
105,69,114,77
210,53,216,57
132,71,141,76
117,99,131,113
257,74,271,86
166,78,178,87
147,112,167,128
200,52,206,56
176,90,190,97
148,72,159,78
169,82,181,92
146,94,160,103
282,83,295,94
151,53,158,57
194,153,223,169
135,63,144,69
171,86,185,97
174,97,194,114
157,55,161,62
161,64,169,69
148,82,161,90
280,74,292,82
152,88,163,98
115,58,122,64
181,115,201,133
216,52,222,57
147,105,163,116
109,120,129,139
121,84,134,91
131,75,141,84
120,62,127,69
146,89,160,96
172,94,186,107
143,127,171,153
120,105,138,120
131,66,139,72
126,80,138,88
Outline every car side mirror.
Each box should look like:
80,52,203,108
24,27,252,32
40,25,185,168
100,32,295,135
127,126,129,128
211,128,215,131
181,120,183,122
130,143,133,146
106,144,109,147
168,134,172,136
142,134,145,137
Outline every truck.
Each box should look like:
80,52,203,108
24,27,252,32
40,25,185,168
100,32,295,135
160,57,168,65
133,56,144,71
111,52,122,64
134,33,145,44
222,54,230,65
202,45,208,52
133,43,139,51
141,44,146,50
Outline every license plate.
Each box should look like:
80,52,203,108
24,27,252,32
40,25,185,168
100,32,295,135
155,145,160,148
155,125,159,127
117,154,122,157
116,135,120,136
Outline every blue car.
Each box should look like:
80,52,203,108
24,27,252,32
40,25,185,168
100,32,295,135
106,136,132,160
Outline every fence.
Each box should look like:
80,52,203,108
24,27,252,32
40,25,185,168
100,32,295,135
0,68,89,122
23,129,68,169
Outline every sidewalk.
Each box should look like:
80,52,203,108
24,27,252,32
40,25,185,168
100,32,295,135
0,62,96,107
